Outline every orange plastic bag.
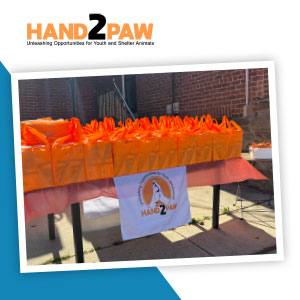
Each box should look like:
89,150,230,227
157,135,178,170
83,122,114,181
137,136,160,173
177,133,197,166
51,119,86,186
211,116,230,161
227,120,243,159
151,116,178,170
21,118,72,145
110,124,139,176
212,131,231,161
112,138,139,177
124,118,160,173
52,142,86,186
195,132,213,163
84,139,114,180
172,117,197,166
21,126,54,192
112,118,159,176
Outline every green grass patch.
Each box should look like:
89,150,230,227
191,216,211,225
222,207,231,215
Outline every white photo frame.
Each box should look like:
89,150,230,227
11,61,283,273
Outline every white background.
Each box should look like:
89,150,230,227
1,0,299,298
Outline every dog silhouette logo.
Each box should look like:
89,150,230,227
139,173,176,217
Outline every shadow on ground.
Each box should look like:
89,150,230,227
221,183,274,209
25,183,277,265
26,214,64,262
89,215,276,262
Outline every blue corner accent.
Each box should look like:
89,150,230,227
0,61,179,300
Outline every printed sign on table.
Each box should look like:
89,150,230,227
114,166,191,240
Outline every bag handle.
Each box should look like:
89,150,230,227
103,117,115,133
52,118,82,148
220,116,232,128
22,125,50,147
205,114,214,130
139,117,151,130
230,120,242,132
86,122,110,142
152,116,159,130
90,120,98,132
52,134,73,148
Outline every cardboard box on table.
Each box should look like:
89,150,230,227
249,146,272,160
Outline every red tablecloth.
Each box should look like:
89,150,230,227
24,157,267,223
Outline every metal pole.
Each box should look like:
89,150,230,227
245,69,249,106
68,78,76,117
71,203,84,263
213,185,221,229
48,213,55,240
121,75,126,99
113,80,136,121
62,78,85,264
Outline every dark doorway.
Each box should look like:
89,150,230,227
125,75,137,114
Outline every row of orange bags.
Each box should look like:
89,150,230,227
21,115,243,192
251,142,272,148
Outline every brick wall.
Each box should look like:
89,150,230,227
18,75,122,124
136,73,173,117
175,70,246,118
136,68,269,119
19,78,73,121
249,68,270,114
73,77,98,124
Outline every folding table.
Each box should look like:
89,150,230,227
24,157,267,263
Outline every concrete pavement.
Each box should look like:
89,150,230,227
25,183,276,265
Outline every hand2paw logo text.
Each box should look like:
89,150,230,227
27,14,154,47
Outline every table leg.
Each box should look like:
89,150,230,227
213,185,220,229
71,203,84,263
48,213,55,240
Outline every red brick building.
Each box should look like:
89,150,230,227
18,75,123,124
136,69,269,119
18,68,271,149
